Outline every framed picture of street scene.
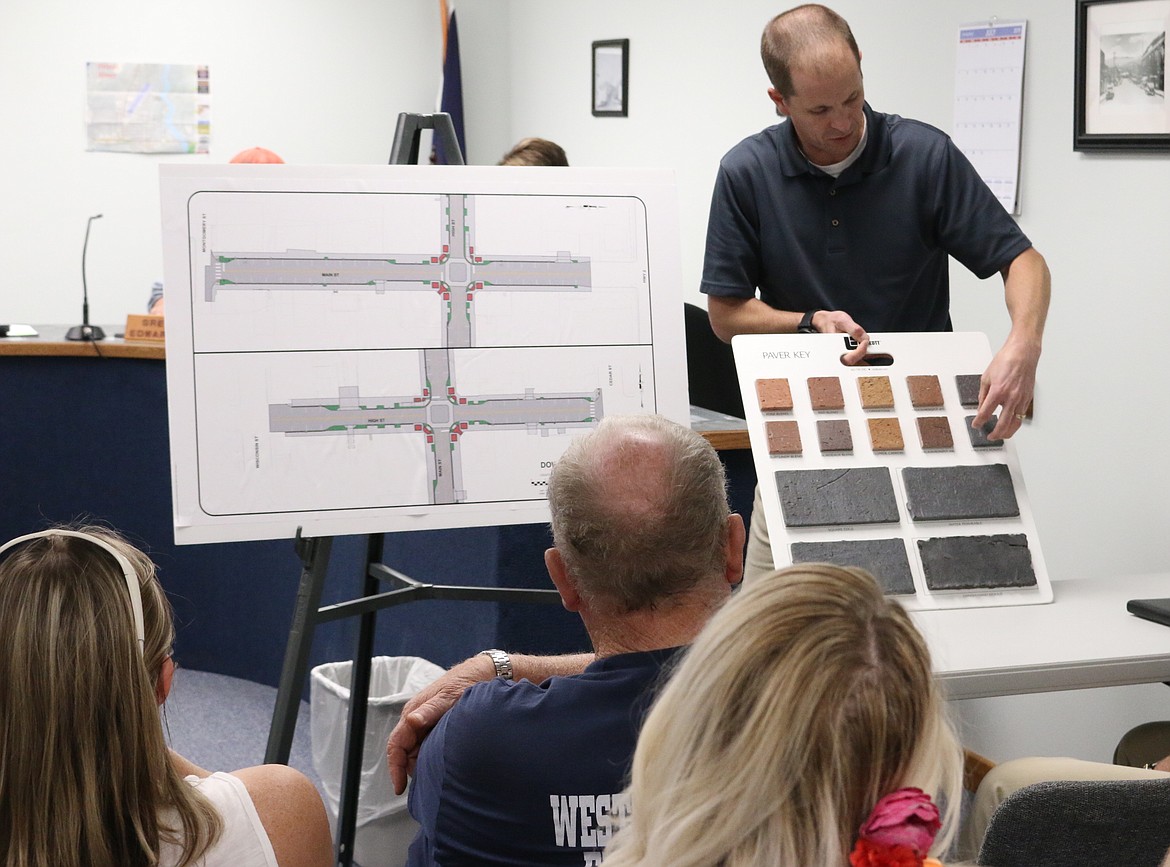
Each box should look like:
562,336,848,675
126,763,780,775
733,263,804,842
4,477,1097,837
1076,0,1170,150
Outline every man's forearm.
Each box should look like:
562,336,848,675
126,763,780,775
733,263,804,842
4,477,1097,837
975,247,1051,439
707,295,803,343
509,652,594,682
386,650,595,794
1001,247,1051,350
707,295,870,363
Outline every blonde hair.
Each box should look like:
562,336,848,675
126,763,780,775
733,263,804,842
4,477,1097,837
604,563,963,866
0,526,222,867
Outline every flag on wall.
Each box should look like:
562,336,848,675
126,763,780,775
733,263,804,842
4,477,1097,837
432,0,466,164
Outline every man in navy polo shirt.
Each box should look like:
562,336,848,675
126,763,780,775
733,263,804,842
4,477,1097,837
400,415,745,866
701,4,1051,582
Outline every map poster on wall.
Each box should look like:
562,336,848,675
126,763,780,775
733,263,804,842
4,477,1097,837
87,62,210,154
160,165,688,545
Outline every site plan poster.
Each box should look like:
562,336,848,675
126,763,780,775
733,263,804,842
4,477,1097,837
160,165,688,544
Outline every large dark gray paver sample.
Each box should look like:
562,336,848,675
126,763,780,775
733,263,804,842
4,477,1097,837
774,467,899,527
791,538,915,596
902,464,1020,521
918,533,1036,591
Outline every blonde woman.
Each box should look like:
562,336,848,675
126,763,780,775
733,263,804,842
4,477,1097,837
604,563,963,867
0,526,332,867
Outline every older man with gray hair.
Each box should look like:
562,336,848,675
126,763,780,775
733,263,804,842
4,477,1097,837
396,414,744,867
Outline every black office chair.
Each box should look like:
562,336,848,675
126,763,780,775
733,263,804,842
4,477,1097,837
684,302,745,419
977,777,1170,866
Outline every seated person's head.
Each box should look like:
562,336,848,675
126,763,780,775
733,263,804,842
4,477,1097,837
546,414,738,616
605,563,962,866
229,146,284,164
498,137,569,166
0,526,214,863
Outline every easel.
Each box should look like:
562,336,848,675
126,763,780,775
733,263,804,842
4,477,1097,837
263,114,561,867
389,111,465,166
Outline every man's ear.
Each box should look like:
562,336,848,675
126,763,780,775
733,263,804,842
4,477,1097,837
156,656,176,705
724,513,746,588
768,87,790,118
545,547,582,612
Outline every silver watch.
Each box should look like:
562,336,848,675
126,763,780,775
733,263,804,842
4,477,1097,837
480,648,513,680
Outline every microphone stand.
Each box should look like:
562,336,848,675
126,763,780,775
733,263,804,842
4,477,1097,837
66,213,105,341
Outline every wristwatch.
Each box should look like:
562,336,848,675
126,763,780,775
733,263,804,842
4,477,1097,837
797,310,821,334
480,648,513,680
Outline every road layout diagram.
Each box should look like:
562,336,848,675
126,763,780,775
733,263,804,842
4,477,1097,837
162,166,688,544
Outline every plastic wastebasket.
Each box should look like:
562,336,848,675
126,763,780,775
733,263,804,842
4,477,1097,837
311,656,445,867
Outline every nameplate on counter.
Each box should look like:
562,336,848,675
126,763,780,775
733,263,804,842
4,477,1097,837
124,314,165,343
0,324,38,337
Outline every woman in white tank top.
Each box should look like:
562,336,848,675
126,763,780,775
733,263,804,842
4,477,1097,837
0,526,332,867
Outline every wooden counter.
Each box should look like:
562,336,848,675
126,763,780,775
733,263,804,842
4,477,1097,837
0,325,164,360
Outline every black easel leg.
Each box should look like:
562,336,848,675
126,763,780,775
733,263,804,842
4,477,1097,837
334,533,384,867
265,534,334,764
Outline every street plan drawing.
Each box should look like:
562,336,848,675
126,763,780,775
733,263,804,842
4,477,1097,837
161,166,687,544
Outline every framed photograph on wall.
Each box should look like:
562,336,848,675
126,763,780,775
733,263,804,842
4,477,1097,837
1075,0,1170,150
592,39,629,117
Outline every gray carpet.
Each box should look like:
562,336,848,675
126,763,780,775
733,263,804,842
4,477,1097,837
161,666,426,866
162,667,322,792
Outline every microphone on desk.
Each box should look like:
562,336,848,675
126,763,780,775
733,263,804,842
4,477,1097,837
66,213,106,341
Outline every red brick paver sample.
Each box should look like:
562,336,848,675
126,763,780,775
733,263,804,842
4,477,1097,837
755,378,793,413
907,375,945,408
807,377,844,411
916,416,953,451
766,420,802,455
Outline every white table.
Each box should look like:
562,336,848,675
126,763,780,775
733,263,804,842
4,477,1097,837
916,573,1170,699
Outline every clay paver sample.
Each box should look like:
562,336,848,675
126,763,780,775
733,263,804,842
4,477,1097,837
765,420,802,455
916,416,954,451
817,419,853,453
858,376,895,409
791,538,915,596
868,417,904,452
902,464,1019,521
755,378,793,413
965,415,1003,449
907,375,945,408
807,376,845,411
918,534,1036,591
774,467,899,527
955,374,982,408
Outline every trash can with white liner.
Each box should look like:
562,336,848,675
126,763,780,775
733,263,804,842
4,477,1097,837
311,655,445,867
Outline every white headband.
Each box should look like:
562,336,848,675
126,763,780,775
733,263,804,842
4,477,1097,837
0,529,146,650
